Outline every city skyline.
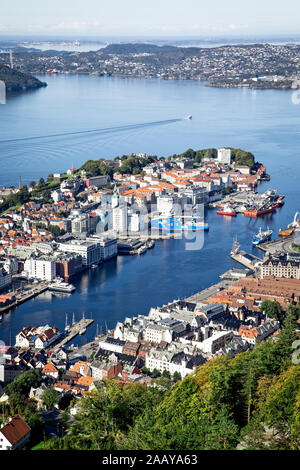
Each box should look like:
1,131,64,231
1,0,300,37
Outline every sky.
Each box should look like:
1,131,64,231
1,0,300,38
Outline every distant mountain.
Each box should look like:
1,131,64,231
102,43,177,54
0,65,47,92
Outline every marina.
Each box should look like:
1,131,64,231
51,317,94,351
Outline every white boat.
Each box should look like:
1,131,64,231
91,264,98,269
79,327,86,335
48,281,76,293
185,115,192,120
138,245,147,255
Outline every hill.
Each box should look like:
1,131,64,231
0,65,47,92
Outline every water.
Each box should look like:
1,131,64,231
0,75,300,345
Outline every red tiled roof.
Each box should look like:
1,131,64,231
0,416,31,446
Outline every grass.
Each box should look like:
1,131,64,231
31,441,47,450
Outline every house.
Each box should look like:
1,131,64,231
0,416,31,450
77,375,95,391
41,361,59,379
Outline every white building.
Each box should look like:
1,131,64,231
0,417,31,451
217,148,231,165
59,240,101,267
128,212,140,232
22,257,56,281
113,205,128,233
87,236,117,261
157,195,177,215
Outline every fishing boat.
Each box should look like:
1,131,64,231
252,227,273,245
216,204,237,217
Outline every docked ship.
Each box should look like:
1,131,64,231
216,204,237,217
151,216,209,231
244,205,276,218
252,227,273,245
48,281,76,293
278,227,295,237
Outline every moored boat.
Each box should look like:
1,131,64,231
252,227,273,245
217,204,237,216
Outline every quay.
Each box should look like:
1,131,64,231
219,268,252,280
0,282,48,314
186,279,236,304
51,318,94,351
257,235,294,254
230,249,261,269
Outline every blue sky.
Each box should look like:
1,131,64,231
1,0,300,37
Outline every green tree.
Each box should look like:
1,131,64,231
41,388,60,409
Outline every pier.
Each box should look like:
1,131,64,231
0,282,48,314
230,249,261,269
51,318,94,351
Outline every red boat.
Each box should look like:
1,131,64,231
217,204,237,216
244,206,276,217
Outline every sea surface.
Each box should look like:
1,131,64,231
0,75,299,345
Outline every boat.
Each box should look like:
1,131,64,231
252,227,273,245
48,281,76,293
231,236,240,255
244,205,276,217
216,204,237,216
185,115,192,120
79,327,86,335
138,245,147,255
0,314,2,322
146,240,155,249
278,227,295,237
65,313,70,332
91,264,98,269
151,216,209,231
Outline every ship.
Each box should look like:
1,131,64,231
146,240,155,249
151,216,209,231
278,227,295,237
252,227,273,245
48,281,76,293
185,115,192,120
216,204,237,217
244,205,276,218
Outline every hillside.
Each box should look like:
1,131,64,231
43,310,300,451
0,65,47,92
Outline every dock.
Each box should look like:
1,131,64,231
219,268,252,279
0,283,48,314
51,318,94,351
231,249,261,269
256,236,294,254
186,279,236,304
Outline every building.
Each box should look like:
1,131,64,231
58,240,101,267
145,346,206,378
98,337,125,354
87,236,118,261
113,205,128,233
15,325,61,349
259,254,300,280
22,257,56,281
55,253,83,279
0,416,31,450
0,268,12,291
217,148,231,164
85,175,109,188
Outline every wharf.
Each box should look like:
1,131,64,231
0,283,48,314
51,318,94,351
231,249,261,269
257,236,294,254
219,268,252,279
186,279,236,304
